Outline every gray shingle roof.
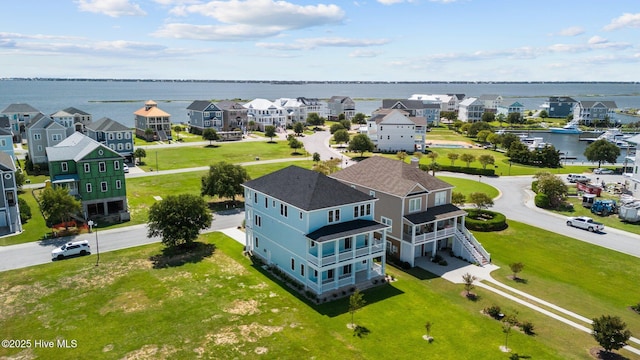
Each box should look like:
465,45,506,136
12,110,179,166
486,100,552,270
187,100,213,111
404,204,467,225
306,219,389,242
243,165,374,211
1,103,40,114
46,132,120,162
86,117,130,132
0,151,15,171
62,107,90,116
330,156,453,197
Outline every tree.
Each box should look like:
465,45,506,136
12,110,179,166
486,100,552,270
496,113,506,127
469,192,493,209
534,172,567,208
462,272,477,297
508,112,522,125
293,121,305,136
18,197,32,223
426,152,439,175
396,151,408,161
15,171,26,190
501,133,519,151
144,128,154,140
340,119,352,130
329,123,345,134
487,133,500,150
307,112,325,126
348,134,374,157
173,125,183,140
288,137,304,154
352,112,367,125
201,162,251,203
447,153,459,166
147,194,212,249
424,321,433,338
349,289,366,328
39,186,82,227
476,130,492,143
248,120,256,132
333,129,350,146
468,121,492,137
312,158,341,175
451,192,466,206
509,262,524,280
539,110,548,118
592,315,631,354
264,125,277,142
502,313,519,351
481,112,495,122
460,153,476,167
478,154,495,169
202,128,219,146
584,139,620,168
312,152,321,163
133,148,147,165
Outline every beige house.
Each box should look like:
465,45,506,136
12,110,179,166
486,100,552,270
134,100,172,141
331,156,490,267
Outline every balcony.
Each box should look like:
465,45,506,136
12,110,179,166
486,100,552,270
308,241,383,267
404,227,455,244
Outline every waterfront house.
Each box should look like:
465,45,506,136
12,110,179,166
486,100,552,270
186,101,224,133
478,94,503,113
216,100,248,131
327,96,356,121
381,99,441,126
134,100,172,141
0,116,15,159
330,156,490,267
574,101,618,125
85,117,134,161
366,109,427,153
26,113,67,165
50,107,92,136
243,98,286,131
497,101,525,119
541,96,578,118
46,132,129,222
457,97,485,122
0,151,22,236
297,97,326,118
622,134,640,198
1,103,40,142
243,166,389,296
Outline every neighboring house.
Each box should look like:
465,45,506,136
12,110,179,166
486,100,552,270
26,113,67,165
243,165,389,296
327,96,356,121
275,98,306,124
1,103,40,141
216,100,248,131
134,100,172,141
186,101,224,133
381,99,440,126
366,109,427,153
457,97,485,122
540,96,578,118
410,94,465,113
574,101,618,125
478,94,503,113
496,101,525,119
50,107,92,136
297,97,325,119
46,132,129,222
243,98,286,131
0,152,22,236
623,134,640,198
330,156,490,267
0,129,15,159
85,117,134,161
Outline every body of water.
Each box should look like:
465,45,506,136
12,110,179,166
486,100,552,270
1,79,639,163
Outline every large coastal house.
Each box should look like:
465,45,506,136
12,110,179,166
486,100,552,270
186,101,224,134
541,96,578,118
573,101,618,125
216,100,248,131
0,151,22,236
1,103,40,141
331,156,490,267
327,96,356,121
381,99,441,126
85,117,134,161
478,94,503,113
26,113,67,165
50,107,92,136
243,166,389,296
46,132,129,222
365,109,427,153
497,101,525,119
0,116,15,159
457,97,485,122
409,94,465,113
134,100,172,141
244,98,287,131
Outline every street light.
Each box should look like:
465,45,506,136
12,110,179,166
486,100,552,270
88,220,99,266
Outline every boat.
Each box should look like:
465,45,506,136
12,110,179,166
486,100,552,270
517,134,548,150
596,128,635,149
549,119,582,134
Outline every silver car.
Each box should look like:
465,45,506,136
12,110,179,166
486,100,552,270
51,240,91,260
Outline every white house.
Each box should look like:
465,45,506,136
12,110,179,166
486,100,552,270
244,98,286,131
366,109,427,153
457,97,484,122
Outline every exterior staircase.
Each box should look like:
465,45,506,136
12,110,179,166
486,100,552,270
454,226,491,266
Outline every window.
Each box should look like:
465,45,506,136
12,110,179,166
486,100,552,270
354,206,359,218
409,197,422,212
34,134,41,140
61,162,68,172
116,180,122,189
381,216,392,227
370,190,375,197
254,215,262,227
299,212,303,220
310,241,316,248
366,203,371,215
300,264,305,276
117,132,122,140
6,191,15,206
344,237,352,250
343,264,352,275
435,191,447,206
254,237,259,248
291,258,295,271
0,139,4,147
108,133,114,140
114,161,120,170
117,143,123,150
265,197,268,208
327,269,334,279
84,163,90,172
254,193,258,203
364,234,369,246
99,162,106,172
86,183,92,193
328,209,340,223
280,204,288,217
101,182,108,192
37,145,42,151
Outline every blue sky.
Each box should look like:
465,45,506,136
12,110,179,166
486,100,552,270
1,0,639,81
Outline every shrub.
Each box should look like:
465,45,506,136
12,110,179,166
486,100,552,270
432,254,443,263
420,164,495,176
519,321,535,335
401,261,412,270
438,260,448,266
531,180,539,193
631,303,640,313
484,305,502,319
534,193,551,208
465,209,508,232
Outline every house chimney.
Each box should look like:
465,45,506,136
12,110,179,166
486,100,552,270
410,157,419,168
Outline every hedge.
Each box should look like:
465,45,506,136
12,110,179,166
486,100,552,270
465,209,508,232
420,164,495,176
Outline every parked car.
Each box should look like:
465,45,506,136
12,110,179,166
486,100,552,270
566,216,604,232
51,240,91,260
593,168,614,175
567,174,591,183
123,164,129,173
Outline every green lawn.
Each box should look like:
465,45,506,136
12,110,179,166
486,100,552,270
438,176,500,200
3,230,633,359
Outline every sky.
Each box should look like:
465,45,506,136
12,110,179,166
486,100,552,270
1,0,640,81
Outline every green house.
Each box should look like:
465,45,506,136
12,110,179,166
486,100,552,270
46,132,130,222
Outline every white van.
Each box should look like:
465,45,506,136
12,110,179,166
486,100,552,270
567,174,591,183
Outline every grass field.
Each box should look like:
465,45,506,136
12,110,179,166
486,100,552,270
4,226,639,359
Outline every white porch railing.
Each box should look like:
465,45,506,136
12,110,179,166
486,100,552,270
407,227,456,245
308,241,384,267
457,225,491,263
454,227,490,266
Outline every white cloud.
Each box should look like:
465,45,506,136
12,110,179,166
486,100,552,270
349,49,383,58
256,37,390,50
76,0,147,17
604,12,640,31
557,26,585,36
588,36,608,45
153,23,284,41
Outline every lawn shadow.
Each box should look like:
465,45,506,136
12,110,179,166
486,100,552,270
204,144,220,148
509,354,532,359
149,241,215,269
353,325,371,338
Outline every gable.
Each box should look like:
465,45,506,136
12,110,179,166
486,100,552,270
380,111,414,125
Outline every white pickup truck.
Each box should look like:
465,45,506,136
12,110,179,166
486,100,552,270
566,216,605,232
